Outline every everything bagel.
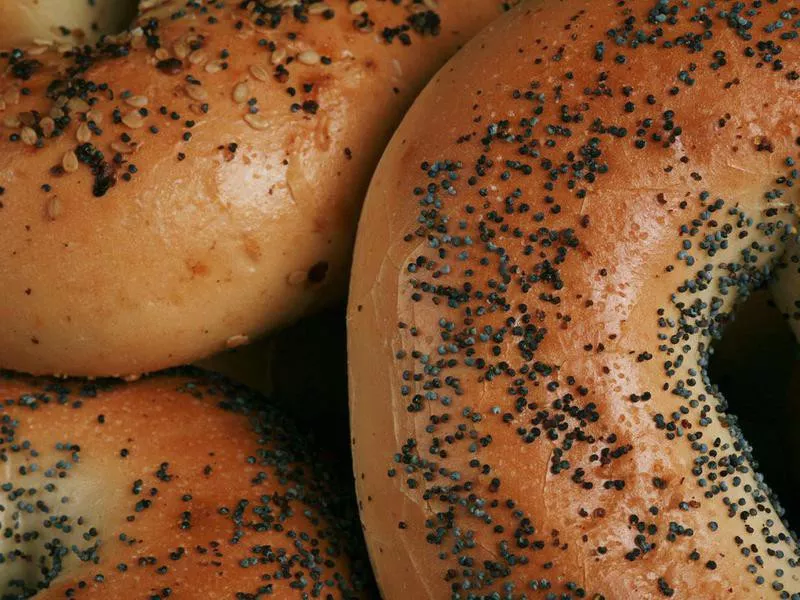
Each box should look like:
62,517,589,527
0,0,507,377
348,0,800,597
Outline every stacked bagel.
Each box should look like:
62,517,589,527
0,1,508,598
0,0,506,377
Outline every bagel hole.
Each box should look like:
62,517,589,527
708,287,800,519
102,1,139,38
75,0,138,42
116,2,139,34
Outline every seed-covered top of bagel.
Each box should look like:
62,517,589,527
0,369,371,598
0,0,506,199
1,0,476,194
0,0,511,377
348,0,800,598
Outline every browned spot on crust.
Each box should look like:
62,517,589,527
243,236,261,262
186,259,209,277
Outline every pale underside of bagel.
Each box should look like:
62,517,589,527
348,0,800,598
0,0,509,378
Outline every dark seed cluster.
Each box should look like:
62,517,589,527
373,0,800,598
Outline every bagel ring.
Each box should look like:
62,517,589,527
348,0,800,597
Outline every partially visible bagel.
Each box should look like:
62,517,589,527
0,0,137,48
0,369,371,598
0,0,509,377
348,0,800,597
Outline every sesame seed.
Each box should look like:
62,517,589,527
225,335,250,349
173,41,190,60
350,1,368,14
62,151,79,173
188,50,207,66
297,50,320,65
86,109,103,125
110,141,137,154
125,95,149,109
243,113,270,130
308,3,331,14
20,126,37,145
185,85,209,102
271,48,287,65
249,64,268,82
76,123,92,143
66,97,89,113
205,60,224,74
45,197,61,220
121,111,145,129
233,82,249,104
39,117,55,137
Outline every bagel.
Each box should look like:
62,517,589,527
348,0,800,597
0,0,508,378
0,369,370,598
0,0,137,49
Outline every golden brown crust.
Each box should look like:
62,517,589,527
348,0,800,597
0,369,370,598
0,0,508,377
